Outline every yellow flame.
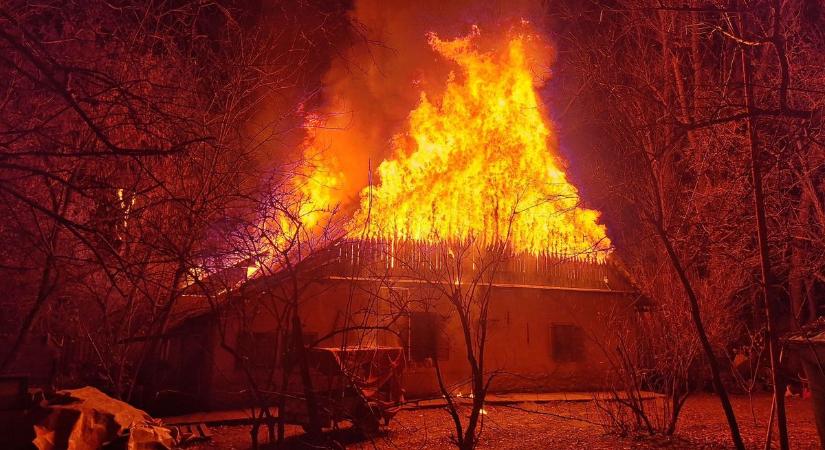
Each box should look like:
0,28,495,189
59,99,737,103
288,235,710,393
295,156,341,232
266,117,343,249
346,29,610,257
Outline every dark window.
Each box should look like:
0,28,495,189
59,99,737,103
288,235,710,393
409,312,448,362
235,331,277,370
550,324,585,363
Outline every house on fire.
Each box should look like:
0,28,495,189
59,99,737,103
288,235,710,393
140,239,641,413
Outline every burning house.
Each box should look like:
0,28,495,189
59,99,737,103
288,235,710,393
3,0,823,446
145,241,637,412
138,27,642,413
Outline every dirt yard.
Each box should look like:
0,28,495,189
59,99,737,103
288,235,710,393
184,394,819,449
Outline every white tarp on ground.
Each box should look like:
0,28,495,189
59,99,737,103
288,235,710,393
32,387,175,450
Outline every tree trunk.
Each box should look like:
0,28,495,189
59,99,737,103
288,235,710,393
741,37,789,450
654,223,745,450
291,310,323,440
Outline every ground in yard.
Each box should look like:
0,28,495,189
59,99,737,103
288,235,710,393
183,394,819,449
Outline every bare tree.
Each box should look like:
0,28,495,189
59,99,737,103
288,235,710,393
0,0,352,408
551,0,825,448
598,248,747,436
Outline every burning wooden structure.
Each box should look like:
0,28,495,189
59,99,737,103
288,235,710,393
143,238,638,413
327,239,615,289
139,28,641,413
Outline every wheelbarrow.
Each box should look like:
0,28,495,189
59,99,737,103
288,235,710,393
279,346,405,435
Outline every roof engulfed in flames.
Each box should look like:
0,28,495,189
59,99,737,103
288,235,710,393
344,29,610,258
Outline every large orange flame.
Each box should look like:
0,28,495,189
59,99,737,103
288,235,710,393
343,28,610,258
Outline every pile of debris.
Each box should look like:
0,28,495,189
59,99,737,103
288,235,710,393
0,381,185,450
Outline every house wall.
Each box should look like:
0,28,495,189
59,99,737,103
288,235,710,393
203,279,372,408
195,277,635,409
403,285,634,396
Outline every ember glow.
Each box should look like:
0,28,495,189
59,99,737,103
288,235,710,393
299,27,611,259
